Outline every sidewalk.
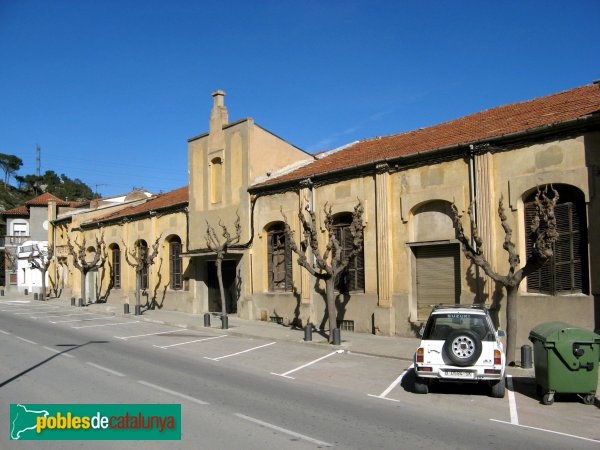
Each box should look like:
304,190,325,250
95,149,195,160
5,293,535,377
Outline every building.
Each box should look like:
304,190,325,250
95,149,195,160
45,82,600,359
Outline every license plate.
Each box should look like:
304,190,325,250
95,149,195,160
444,370,475,378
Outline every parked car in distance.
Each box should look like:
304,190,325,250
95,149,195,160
413,304,506,398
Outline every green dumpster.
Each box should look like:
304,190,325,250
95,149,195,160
528,321,600,405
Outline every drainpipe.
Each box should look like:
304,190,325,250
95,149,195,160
468,145,482,302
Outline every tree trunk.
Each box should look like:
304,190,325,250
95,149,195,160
41,269,47,301
136,269,141,312
217,258,227,317
505,285,518,364
325,277,337,343
80,270,86,303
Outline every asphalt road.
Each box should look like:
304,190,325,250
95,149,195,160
1,300,598,449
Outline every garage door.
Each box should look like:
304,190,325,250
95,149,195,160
415,244,460,320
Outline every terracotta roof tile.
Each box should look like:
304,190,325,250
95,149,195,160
0,205,29,216
25,192,70,206
85,186,188,225
259,83,600,186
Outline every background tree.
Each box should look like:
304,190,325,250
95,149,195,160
123,236,161,314
283,200,364,343
205,215,241,328
451,186,559,363
67,234,107,304
27,244,53,300
0,153,23,187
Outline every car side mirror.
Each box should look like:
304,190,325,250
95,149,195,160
497,329,506,337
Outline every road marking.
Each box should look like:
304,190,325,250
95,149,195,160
153,334,226,349
506,374,519,424
42,346,75,358
72,321,139,329
52,316,109,324
234,413,333,447
271,349,344,379
205,342,277,361
0,300,31,304
86,362,125,377
33,312,94,319
115,329,182,340
137,380,209,405
368,364,412,400
15,309,60,315
0,329,10,335
490,419,600,443
16,336,37,345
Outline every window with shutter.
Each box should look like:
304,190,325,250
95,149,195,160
333,213,365,294
525,186,588,295
111,245,121,289
267,223,292,291
169,238,182,290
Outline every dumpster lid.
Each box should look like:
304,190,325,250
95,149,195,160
528,321,600,343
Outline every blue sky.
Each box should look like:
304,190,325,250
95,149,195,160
1,0,599,198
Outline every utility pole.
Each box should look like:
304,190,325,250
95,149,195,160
36,144,41,176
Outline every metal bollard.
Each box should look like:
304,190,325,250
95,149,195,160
124,304,130,314
204,313,211,327
304,324,312,341
332,328,341,345
34,293,38,300
78,298,84,307
71,297,76,306
221,314,228,329
135,305,141,316
1,289,4,296
521,344,533,369
24,289,28,295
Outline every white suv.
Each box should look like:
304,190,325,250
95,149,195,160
413,304,506,398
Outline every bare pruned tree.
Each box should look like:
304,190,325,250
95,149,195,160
67,234,108,304
205,215,241,326
28,244,54,300
451,186,559,363
283,199,364,343
123,236,161,314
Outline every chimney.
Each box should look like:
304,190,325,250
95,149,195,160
210,90,228,131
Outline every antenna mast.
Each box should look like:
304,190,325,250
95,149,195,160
36,144,41,176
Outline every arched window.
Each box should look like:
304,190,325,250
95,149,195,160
137,240,149,290
169,236,182,290
333,213,364,293
267,223,292,291
111,244,121,289
210,157,223,203
525,185,589,295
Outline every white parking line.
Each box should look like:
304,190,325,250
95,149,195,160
137,380,209,405
205,342,276,361
16,336,37,345
153,334,226,349
234,413,332,447
368,364,412,401
86,362,125,377
271,349,344,379
15,309,60,315
33,312,95,319
72,321,139,329
490,419,600,444
115,329,182,340
0,329,10,335
506,374,519,424
42,346,76,358
52,316,113,324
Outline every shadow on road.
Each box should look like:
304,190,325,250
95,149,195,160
0,340,109,388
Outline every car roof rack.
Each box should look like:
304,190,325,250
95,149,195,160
431,303,487,311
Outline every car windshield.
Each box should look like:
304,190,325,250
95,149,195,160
422,313,493,341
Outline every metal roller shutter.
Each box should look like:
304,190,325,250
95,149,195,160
415,244,460,320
